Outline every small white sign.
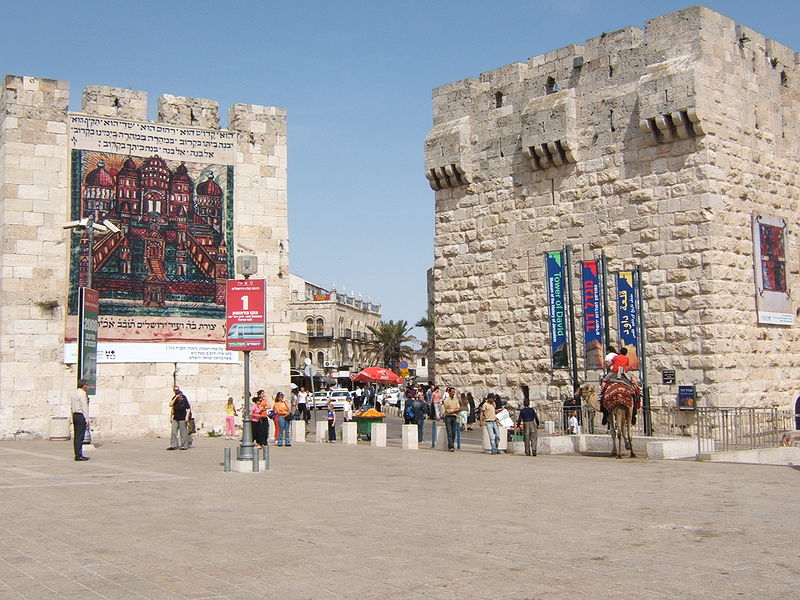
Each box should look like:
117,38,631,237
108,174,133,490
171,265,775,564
64,342,240,364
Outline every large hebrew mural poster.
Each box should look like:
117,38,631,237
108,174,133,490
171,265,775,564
752,213,792,326
65,115,236,346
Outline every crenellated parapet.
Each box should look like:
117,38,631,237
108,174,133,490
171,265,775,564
521,89,577,169
424,116,472,190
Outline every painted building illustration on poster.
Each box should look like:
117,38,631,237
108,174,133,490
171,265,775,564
753,214,792,325
66,120,235,344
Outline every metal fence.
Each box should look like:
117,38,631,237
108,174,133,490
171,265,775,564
694,407,795,453
533,401,684,437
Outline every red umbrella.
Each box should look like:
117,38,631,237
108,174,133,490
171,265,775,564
350,367,404,385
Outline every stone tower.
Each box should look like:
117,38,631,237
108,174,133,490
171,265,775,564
0,75,289,438
425,6,800,409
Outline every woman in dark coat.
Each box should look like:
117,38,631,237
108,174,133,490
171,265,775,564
466,392,476,430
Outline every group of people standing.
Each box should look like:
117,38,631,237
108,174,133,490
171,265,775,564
249,389,294,448
401,384,540,455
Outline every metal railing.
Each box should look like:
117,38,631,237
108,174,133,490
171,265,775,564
534,401,685,438
694,407,794,453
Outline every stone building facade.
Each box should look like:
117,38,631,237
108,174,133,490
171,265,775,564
0,74,289,438
288,274,381,379
425,6,800,409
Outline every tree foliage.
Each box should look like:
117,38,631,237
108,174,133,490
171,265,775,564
366,320,415,371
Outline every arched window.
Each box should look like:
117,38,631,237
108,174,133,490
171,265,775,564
495,91,503,108
317,351,325,367
306,318,314,337
316,318,324,336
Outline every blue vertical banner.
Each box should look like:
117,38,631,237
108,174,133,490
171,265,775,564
546,250,569,369
616,270,640,370
581,260,604,370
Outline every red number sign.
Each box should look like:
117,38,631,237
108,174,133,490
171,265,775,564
225,279,266,350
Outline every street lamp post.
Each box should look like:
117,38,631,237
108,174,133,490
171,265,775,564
234,255,258,461
63,217,122,290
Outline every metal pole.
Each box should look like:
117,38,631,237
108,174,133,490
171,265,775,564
86,225,94,290
563,245,579,392
238,350,255,460
223,447,232,472
600,252,611,354
635,265,652,436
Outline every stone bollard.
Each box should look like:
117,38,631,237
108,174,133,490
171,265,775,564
482,425,509,453
544,420,555,435
316,420,327,442
342,421,357,445
291,419,306,443
401,424,418,449
436,424,448,451
370,423,387,447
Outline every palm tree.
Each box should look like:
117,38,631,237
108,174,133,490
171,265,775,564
366,320,415,371
415,308,435,340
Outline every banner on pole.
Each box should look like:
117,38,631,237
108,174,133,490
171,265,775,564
616,271,640,370
546,251,569,369
581,260,604,370
78,287,99,395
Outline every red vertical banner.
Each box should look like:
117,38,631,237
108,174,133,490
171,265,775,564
581,261,604,370
225,279,266,351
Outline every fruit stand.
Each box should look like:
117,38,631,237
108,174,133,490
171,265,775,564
352,409,385,440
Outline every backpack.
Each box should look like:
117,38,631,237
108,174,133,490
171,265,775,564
404,402,415,420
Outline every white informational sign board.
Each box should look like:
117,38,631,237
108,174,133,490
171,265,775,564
64,343,240,364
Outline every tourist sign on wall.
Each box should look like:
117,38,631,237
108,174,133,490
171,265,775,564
225,279,266,351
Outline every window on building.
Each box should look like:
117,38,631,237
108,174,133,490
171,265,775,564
421,357,426,367
306,318,314,337
316,318,324,336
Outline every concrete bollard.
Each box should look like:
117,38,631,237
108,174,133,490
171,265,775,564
291,420,306,443
436,424,448,451
316,420,328,442
262,446,269,470
401,424,418,449
252,449,260,472
223,447,232,472
482,425,509,452
544,420,555,435
342,422,357,445
370,423,387,447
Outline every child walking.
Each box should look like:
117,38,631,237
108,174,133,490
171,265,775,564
224,397,237,440
326,402,336,442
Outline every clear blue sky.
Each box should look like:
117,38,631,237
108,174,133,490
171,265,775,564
4,1,799,337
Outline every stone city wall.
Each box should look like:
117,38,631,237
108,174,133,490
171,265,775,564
426,6,800,409
0,75,289,439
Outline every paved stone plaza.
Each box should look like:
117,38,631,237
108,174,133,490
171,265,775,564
1,432,797,600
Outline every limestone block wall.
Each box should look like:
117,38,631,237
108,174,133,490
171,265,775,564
0,75,288,439
426,6,800,410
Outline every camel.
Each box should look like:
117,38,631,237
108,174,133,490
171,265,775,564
575,380,638,459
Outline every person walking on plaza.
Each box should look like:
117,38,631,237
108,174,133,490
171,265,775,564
274,392,292,447
167,386,191,450
458,392,469,431
480,394,500,454
516,399,540,456
412,390,428,443
70,379,90,461
224,397,237,440
431,385,443,420
443,387,461,452
466,392,476,430
326,402,337,442
297,386,310,422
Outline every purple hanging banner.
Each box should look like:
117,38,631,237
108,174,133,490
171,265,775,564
581,261,603,370
616,270,640,370
546,250,568,369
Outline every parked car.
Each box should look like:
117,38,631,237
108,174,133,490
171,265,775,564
311,390,330,409
378,387,401,407
328,388,353,411
312,389,352,410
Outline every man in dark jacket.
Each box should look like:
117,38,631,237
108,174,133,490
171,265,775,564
515,399,540,456
412,394,428,443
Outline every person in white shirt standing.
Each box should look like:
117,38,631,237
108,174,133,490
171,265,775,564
70,379,90,461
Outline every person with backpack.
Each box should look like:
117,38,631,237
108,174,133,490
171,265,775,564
411,390,427,443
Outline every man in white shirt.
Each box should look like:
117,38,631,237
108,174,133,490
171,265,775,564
70,379,90,461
